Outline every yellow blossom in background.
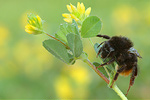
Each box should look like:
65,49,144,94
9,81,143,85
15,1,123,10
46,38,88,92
13,40,53,79
69,63,90,85
25,14,44,35
145,6,150,24
0,61,19,79
0,26,9,59
112,5,139,26
62,2,91,23
111,5,139,35
57,63,90,98
54,76,73,99
68,63,90,98
0,26,9,46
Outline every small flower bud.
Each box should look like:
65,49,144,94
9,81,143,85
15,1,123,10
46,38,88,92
25,14,44,35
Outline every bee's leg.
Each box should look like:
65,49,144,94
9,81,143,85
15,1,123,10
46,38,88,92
103,52,111,62
103,51,114,62
110,66,126,88
96,48,102,57
97,35,110,39
97,41,105,48
126,65,137,96
97,42,106,57
103,42,114,62
96,58,115,68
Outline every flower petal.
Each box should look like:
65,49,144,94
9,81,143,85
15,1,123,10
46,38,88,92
25,29,33,34
25,24,37,30
29,20,32,24
85,7,91,16
32,20,36,24
62,13,71,18
67,5,72,13
63,18,72,23
70,14,79,21
25,24,31,29
77,2,81,11
30,25,37,30
36,15,41,24
70,3,77,12
80,3,85,13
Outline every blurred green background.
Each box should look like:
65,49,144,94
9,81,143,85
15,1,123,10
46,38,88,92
0,0,150,99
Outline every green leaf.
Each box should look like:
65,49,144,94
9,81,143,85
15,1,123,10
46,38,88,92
81,16,102,38
68,52,76,65
55,21,79,43
55,30,67,43
72,19,79,35
55,23,69,43
66,24,73,33
79,52,88,61
43,39,70,64
93,62,109,78
67,33,83,58
94,43,102,57
66,20,79,35
59,23,68,35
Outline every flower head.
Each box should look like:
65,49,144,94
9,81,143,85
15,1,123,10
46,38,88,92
62,2,91,23
25,14,44,35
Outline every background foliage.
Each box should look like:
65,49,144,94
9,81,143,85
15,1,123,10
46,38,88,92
0,0,149,99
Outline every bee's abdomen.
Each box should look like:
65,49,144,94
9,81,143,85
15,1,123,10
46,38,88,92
120,69,133,76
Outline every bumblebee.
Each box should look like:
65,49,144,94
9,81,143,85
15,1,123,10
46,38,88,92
96,34,142,95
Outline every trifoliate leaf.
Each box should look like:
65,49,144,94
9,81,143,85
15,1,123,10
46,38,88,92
81,16,102,38
66,19,79,35
43,39,70,64
67,33,83,58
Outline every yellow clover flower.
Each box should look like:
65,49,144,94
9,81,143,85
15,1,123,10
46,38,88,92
62,2,91,23
25,14,44,35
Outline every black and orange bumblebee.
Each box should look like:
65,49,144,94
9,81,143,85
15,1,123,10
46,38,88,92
96,34,142,95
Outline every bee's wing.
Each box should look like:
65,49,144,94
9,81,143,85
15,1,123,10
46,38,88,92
128,47,142,58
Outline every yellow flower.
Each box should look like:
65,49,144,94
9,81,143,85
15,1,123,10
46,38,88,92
62,2,91,23
25,14,44,35
54,76,73,98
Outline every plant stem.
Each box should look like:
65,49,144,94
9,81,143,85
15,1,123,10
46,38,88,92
83,58,128,100
112,85,128,100
89,38,94,47
83,58,109,84
44,32,70,49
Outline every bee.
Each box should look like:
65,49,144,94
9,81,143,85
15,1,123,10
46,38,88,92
96,34,142,95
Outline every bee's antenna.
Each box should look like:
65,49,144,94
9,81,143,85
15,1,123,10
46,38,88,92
97,34,110,39
97,41,105,48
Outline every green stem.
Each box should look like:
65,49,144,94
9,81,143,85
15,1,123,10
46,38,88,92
83,58,109,84
89,38,94,46
83,58,128,100
44,32,70,49
112,85,128,100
